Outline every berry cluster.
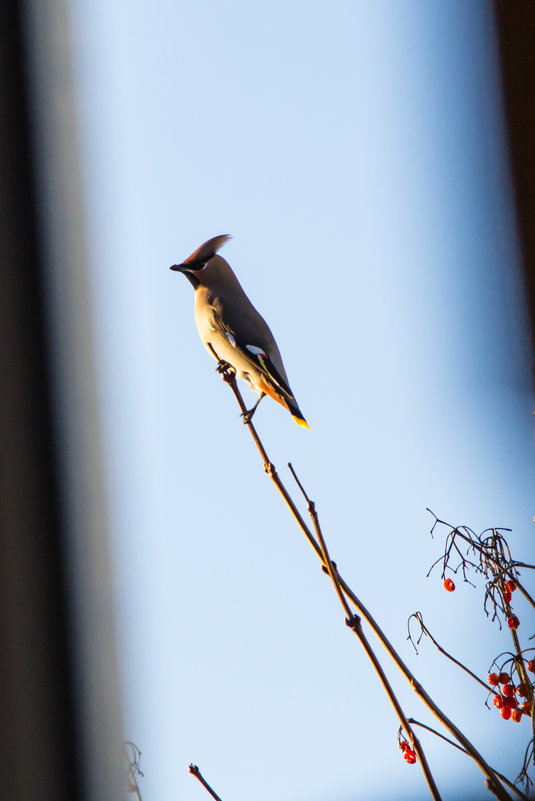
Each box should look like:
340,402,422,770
427,517,534,791
487,659,534,723
442,575,522,628
399,739,416,765
503,579,516,604
502,577,520,630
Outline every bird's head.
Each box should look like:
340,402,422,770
170,234,232,288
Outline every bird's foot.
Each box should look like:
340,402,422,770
216,361,236,384
241,408,256,425
240,393,265,424
215,360,232,374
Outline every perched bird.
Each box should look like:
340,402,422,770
170,235,309,429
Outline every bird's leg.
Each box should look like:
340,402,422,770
241,392,266,424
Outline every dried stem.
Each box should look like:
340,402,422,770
189,764,224,801
407,612,497,696
428,513,535,612
220,370,512,801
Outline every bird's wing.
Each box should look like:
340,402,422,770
209,296,294,398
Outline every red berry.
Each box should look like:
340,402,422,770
493,695,503,709
501,706,512,720
527,660,535,674
403,749,416,764
508,615,520,630
511,709,522,723
504,696,517,709
502,684,515,697
517,683,529,698
503,588,512,604
498,672,510,684
522,701,532,715
443,578,455,592
400,741,409,752
505,579,517,593
487,673,500,686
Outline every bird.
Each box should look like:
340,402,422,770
170,235,309,429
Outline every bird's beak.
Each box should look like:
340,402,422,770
170,262,200,289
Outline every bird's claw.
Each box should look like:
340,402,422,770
215,360,232,374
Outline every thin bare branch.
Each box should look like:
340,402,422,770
334,571,511,800
289,463,442,801
220,369,512,801
407,612,498,696
517,740,534,794
189,764,224,801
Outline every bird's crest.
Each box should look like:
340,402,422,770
182,234,232,265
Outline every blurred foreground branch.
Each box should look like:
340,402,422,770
124,742,143,801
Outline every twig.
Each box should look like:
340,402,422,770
220,368,322,559
517,741,535,794
289,464,442,801
427,513,535,612
220,369,512,801
407,612,498,696
333,572,511,799
189,764,224,801
408,719,529,801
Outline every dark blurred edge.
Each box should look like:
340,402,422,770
0,2,531,800
494,0,535,371
0,3,81,800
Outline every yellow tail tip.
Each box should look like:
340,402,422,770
293,415,310,431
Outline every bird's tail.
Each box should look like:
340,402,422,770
259,379,309,430
288,400,310,431
292,414,310,430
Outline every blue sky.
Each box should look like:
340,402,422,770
68,1,534,799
